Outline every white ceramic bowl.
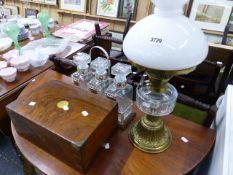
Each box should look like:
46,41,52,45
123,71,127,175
10,55,30,72
0,38,12,52
48,18,55,28
0,67,17,82
2,49,18,62
18,18,29,26
7,18,17,23
0,61,7,70
29,24,40,35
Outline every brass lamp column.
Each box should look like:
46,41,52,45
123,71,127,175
129,66,194,153
123,0,208,153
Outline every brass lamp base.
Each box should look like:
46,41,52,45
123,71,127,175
128,65,195,153
129,114,171,153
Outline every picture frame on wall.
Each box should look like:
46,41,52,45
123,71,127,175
205,32,233,46
96,0,120,18
189,0,233,32
119,0,138,19
4,5,19,16
45,0,57,5
25,8,39,18
109,31,123,51
60,0,87,13
33,0,45,3
3,8,11,16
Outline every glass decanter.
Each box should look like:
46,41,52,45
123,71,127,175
71,52,93,89
105,63,133,126
87,57,112,95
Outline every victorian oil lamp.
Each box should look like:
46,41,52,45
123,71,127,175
123,0,208,153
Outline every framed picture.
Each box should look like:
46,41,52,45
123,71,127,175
3,8,11,16
45,0,57,5
109,31,123,51
119,0,138,19
205,33,222,44
33,0,45,3
25,8,39,18
189,0,233,32
205,32,233,46
60,0,87,13
96,0,120,18
4,5,19,16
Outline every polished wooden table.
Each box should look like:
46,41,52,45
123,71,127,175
12,70,216,175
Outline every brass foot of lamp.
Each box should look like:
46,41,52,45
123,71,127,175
129,115,172,153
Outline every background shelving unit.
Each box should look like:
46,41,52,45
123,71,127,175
57,9,137,24
5,0,151,32
5,0,232,40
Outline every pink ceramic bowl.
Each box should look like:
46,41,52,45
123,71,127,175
10,55,30,72
0,61,7,70
0,67,17,82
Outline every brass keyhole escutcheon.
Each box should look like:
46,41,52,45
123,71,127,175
57,101,69,110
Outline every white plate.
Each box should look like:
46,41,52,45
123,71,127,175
0,38,12,52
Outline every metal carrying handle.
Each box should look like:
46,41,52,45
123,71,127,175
89,46,110,76
89,46,110,60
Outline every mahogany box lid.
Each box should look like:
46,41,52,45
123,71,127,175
7,80,118,172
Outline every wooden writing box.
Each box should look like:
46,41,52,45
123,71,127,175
7,80,118,173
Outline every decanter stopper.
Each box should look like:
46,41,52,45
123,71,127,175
73,52,91,71
71,52,93,88
87,57,112,94
111,63,132,87
90,57,110,77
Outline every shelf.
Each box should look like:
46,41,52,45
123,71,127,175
208,43,233,50
57,9,137,24
203,29,233,37
20,0,57,6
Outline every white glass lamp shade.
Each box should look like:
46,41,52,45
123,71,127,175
123,0,208,71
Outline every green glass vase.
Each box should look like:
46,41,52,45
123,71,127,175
37,12,50,38
3,22,21,55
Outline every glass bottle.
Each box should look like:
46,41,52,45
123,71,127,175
87,57,112,95
71,52,93,89
105,63,133,126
